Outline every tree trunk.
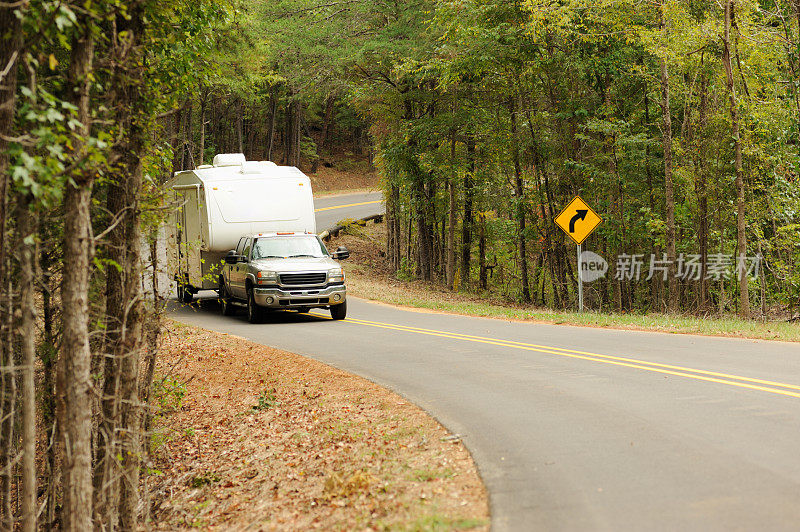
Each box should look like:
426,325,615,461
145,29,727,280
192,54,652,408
446,134,457,288
696,68,710,310
292,101,302,167
387,184,401,271
792,0,800,158
104,10,147,529
643,78,662,309
723,0,750,317
283,101,292,165
237,99,244,154
172,104,184,173
183,100,193,170
267,93,277,161
39,238,58,527
312,96,335,173
659,9,678,313
478,213,488,290
0,270,15,530
508,97,530,303
460,137,476,288
59,26,95,532
199,93,207,165
0,6,21,526
17,198,37,532
414,174,433,282
247,115,256,159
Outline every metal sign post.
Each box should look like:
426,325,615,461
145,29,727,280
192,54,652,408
555,196,602,313
577,243,583,312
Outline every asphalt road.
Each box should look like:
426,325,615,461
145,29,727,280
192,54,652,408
170,193,800,531
313,191,383,231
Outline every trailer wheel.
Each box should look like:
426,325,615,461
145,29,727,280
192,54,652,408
219,283,235,316
177,284,193,304
247,289,264,324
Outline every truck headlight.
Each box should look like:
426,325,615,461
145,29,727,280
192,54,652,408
328,267,345,283
257,270,277,284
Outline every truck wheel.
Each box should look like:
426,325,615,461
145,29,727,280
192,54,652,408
219,284,235,316
247,289,264,324
177,284,193,304
330,300,347,320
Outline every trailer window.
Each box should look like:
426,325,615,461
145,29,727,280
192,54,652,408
251,236,329,259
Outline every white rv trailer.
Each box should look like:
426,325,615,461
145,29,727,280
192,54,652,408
165,154,316,301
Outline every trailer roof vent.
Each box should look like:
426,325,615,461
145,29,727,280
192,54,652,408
240,161,266,175
212,153,246,167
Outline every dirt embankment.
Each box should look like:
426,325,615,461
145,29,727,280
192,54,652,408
150,321,488,530
310,165,379,195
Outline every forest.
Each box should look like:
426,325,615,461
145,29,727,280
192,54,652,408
177,0,800,317
1,0,799,529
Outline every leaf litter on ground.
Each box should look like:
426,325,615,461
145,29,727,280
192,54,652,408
149,320,488,531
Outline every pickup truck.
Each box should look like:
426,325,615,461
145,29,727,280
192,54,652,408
218,232,349,323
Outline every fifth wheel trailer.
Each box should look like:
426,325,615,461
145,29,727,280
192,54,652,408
165,154,316,302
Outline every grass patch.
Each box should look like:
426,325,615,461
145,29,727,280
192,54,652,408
313,187,379,198
188,472,220,489
412,468,455,482
252,387,279,411
401,515,488,531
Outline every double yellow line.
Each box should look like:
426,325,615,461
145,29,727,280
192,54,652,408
315,200,382,213
339,317,800,399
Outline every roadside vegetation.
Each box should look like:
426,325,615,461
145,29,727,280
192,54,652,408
333,221,800,343
150,321,488,530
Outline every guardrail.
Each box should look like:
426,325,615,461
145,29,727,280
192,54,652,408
319,214,384,241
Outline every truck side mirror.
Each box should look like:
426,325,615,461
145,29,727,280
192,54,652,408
224,250,239,265
333,246,350,260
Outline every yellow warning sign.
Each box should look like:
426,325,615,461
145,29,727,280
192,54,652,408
555,196,602,245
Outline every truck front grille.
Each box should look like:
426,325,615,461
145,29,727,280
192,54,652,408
279,272,327,286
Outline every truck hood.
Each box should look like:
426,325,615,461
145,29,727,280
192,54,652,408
250,257,340,272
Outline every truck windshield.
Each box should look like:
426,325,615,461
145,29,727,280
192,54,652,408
251,236,329,259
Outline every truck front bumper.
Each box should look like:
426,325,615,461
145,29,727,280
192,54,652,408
253,285,346,309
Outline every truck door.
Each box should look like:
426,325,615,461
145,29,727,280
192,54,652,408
225,237,244,296
232,237,251,298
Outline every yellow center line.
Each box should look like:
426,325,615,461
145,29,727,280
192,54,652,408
330,316,800,399
314,200,382,213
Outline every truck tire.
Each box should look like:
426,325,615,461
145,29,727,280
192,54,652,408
177,284,193,304
247,289,264,324
219,283,235,316
330,300,347,320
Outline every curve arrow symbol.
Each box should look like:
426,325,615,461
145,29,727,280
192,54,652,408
569,209,588,233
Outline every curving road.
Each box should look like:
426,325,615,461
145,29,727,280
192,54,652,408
313,191,383,231
170,193,800,531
